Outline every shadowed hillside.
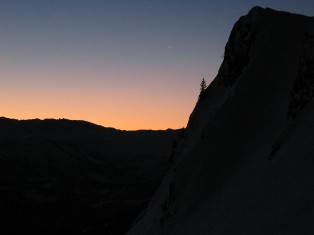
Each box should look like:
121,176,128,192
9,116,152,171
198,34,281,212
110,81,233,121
0,117,179,234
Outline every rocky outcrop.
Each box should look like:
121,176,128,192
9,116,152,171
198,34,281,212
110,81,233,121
288,35,314,119
218,7,259,86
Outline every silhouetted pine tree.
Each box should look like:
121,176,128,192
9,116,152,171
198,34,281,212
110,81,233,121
198,78,207,100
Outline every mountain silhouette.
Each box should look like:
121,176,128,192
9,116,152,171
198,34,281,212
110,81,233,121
127,7,314,235
0,117,179,234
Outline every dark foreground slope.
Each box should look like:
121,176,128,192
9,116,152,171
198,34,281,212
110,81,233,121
128,7,314,235
0,117,179,234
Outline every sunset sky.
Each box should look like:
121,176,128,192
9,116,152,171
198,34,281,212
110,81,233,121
1,0,314,130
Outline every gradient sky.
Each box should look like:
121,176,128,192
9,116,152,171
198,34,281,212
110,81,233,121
1,0,314,130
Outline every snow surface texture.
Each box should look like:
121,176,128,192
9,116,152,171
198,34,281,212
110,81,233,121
127,7,314,235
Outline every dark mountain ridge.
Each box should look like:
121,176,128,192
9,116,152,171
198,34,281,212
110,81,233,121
0,117,179,234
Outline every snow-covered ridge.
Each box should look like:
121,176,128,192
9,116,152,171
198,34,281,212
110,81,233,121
128,7,314,234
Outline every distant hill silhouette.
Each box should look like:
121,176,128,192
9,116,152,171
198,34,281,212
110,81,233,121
0,117,179,234
128,7,314,235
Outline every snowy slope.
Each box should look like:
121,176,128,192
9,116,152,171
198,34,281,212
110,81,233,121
128,7,314,234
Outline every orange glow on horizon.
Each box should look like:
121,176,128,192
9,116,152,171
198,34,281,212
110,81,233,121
1,67,201,130
0,101,193,130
